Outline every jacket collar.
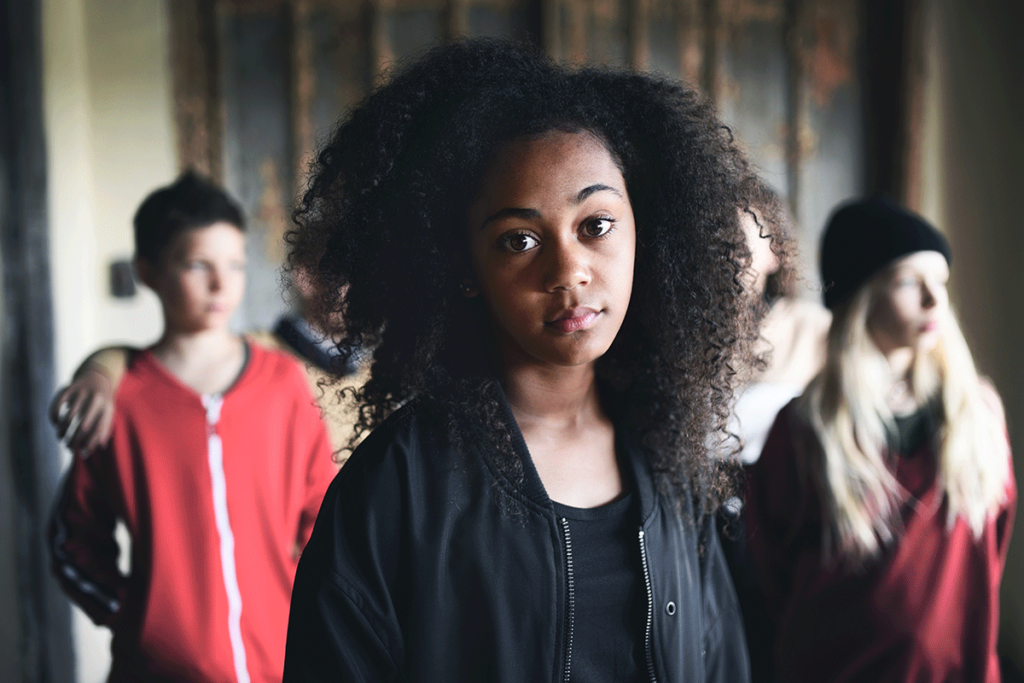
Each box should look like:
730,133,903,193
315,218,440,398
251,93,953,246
492,382,659,522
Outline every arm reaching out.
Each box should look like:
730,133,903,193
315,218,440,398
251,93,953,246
50,347,131,454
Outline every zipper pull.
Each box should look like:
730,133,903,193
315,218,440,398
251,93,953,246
202,394,224,435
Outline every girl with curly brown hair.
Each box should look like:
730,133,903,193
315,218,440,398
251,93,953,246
283,38,770,682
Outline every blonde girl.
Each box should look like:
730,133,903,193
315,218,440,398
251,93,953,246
745,194,1015,683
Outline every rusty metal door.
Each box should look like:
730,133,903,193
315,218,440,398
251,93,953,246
171,0,878,328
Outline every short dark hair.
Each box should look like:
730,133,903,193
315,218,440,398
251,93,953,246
133,170,245,263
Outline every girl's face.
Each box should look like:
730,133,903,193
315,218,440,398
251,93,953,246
466,130,636,370
867,250,949,356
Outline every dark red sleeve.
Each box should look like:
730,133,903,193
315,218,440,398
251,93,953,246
744,402,816,619
995,450,1016,572
48,448,128,627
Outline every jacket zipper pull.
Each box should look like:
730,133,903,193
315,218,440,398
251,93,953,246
202,394,223,436
560,517,575,683
638,528,658,683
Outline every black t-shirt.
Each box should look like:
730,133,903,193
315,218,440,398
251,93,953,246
889,400,941,456
552,491,646,683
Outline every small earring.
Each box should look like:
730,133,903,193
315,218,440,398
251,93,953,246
459,280,478,297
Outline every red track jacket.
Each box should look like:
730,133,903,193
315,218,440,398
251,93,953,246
50,343,337,683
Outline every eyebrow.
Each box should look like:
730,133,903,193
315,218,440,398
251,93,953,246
575,183,622,203
478,184,623,230
479,207,541,231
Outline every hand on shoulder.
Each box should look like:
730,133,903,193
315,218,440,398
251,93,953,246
49,345,134,455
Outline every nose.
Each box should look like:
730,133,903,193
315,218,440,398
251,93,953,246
208,266,223,293
921,281,939,309
543,236,590,292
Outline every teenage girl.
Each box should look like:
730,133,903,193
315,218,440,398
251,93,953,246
283,38,767,682
745,194,1016,682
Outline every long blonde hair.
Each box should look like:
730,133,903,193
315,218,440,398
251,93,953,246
800,274,1011,560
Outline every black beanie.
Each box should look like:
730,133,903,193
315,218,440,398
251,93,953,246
819,193,952,310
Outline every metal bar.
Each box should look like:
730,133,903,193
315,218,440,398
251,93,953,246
628,0,651,70
367,0,394,85
783,0,805,223
542,0,563,59
289,0,316,195
564,0,588,64
701,0,720,102
678,0,705,87
444,0,470,40
900,0,926,210
169,0,225,181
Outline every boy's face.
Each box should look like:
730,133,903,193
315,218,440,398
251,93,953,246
139,222,246,335
466,130,636,370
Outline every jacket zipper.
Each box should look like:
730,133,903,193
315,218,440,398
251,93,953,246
638,528,658,683
203,394,251,683
560,517,575,683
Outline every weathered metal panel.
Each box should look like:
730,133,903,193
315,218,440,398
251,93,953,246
187,0,868,315
309,6,370,156
647,0,681,78
170,0,224,181
717,3,790,200
387,7,445,59
587,0,629,66
794,0,863,269
468,3,534,41
219,5,294,332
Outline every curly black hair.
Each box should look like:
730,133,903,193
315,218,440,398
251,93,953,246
747,177,797,306
288,38,777,512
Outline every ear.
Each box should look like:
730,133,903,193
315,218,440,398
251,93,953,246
134,256,158,291
459,277,480,298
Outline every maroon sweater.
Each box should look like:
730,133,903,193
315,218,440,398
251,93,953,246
745,400,1016,683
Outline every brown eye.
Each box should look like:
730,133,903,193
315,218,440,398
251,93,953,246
583,218,614,238
500,232,539,253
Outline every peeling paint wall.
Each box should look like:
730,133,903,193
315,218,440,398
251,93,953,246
195,0,864,324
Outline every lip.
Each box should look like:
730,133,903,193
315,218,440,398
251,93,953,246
920,320,939,333
545,307,600,334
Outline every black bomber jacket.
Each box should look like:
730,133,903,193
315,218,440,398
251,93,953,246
283,393,751,682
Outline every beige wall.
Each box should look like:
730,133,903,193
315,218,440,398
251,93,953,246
43,0,175,679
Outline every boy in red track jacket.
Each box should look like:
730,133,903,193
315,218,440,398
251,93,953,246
48,172,336,683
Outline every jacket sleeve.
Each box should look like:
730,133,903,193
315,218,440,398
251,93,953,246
995,449,1016,571
283,427,407,682
701,512,752,683
47,445,128,628
743,403,810,620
